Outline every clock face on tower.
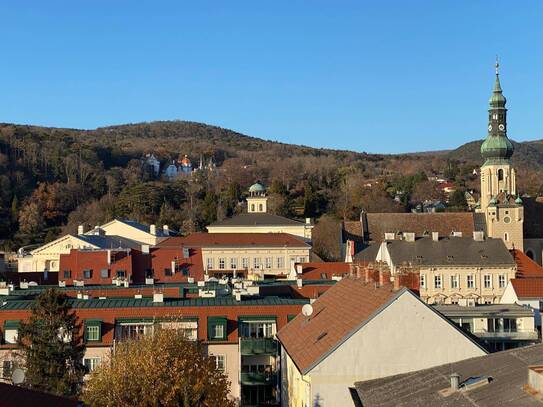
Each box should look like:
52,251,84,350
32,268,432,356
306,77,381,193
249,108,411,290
488,125,492,131
498,124,505,131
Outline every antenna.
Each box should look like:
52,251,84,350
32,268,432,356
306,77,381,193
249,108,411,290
495,55,499,75
302,303,314,317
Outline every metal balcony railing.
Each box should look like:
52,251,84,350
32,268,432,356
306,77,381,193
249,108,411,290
475,330,539,340
240,337,278,355
240,372,278,386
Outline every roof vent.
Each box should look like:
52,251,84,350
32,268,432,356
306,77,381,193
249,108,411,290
432,232,439,242
384,232,395,240
153,292,164,303
452,231,463,237
473,231,485,242
450,373,460,391
404,232,415,242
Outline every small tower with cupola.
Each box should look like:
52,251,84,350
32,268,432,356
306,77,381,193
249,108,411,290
478,59,523,250
247,182,268,213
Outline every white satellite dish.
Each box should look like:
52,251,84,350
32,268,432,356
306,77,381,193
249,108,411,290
302,304,314,317
11,368,25,384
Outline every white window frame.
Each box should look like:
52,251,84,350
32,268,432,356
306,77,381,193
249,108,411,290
420,274,426,289
213,324,224,339
276,257,285,269
213,354,226,372
4,329,18,344
230,258,237,270
434,275,442,289
450,275,459,289
484,274,492,289
84,357,101,373
467,275,475,289
207,258,214,270
218,258,226,270
86,325,100,341
242,257,249,269
253,257,261,269
160,321,198,341
265,257,272,269
499,274,506,288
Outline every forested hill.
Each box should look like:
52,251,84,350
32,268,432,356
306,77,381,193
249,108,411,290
0,120,541,258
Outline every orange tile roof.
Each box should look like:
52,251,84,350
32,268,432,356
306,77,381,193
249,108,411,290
277,277,402,374
511,249,543,278
300,262,352,280
158,232,309,248
511,278,543,298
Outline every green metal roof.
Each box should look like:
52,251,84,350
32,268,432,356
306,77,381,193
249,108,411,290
0,296,309,311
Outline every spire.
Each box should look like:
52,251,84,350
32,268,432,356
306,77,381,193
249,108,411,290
493,55,503,93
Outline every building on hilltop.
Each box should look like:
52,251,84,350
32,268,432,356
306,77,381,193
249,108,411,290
142,153,161,177
277,277,486,407
207,182,314,242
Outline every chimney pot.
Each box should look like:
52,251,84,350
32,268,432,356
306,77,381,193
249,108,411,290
150,224,156,236
77,225,85,235
163,225,170,236
432,232,439,242
450,373,460,391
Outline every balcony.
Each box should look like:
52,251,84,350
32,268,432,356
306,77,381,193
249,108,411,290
475,330,539,341
240,338,278,356
240,372,278,386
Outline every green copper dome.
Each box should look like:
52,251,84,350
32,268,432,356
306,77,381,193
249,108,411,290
480,134,514,160
489,75,506,108
249,182,265,193
515,195,523,205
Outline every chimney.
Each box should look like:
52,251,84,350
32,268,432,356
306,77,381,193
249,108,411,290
360,210,369,243
356,265,362,279
77,225,85,235
296,264,303,275
296,278,303,288
365,267,371,283
404,232,415,242
153,292,164,303
163,225,170,236
107,249,111,265
393,275,401,291
305,217,311,225
384,232,395,241
150,224,156,236
473,231,484,242
450,373,460,391
432,232,439,242
379,269,386,286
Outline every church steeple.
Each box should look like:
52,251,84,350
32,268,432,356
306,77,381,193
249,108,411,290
481,57,513,163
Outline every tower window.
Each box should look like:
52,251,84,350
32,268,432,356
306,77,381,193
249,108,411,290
493,113,498,120
498,169,504,181
504,232,509,241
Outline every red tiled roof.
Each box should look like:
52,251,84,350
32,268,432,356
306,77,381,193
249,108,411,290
0,382,79,407
277,277,401,374
511,278,543,298
158,233,309,247
300,262,352,280
511,249,543,278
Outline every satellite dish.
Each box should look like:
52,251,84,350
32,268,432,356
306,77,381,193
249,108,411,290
11,368,25,384
302,304,314,317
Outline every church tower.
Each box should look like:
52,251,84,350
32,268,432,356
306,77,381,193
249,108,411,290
478,59,523,250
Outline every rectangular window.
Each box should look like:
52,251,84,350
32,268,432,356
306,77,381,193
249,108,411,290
86,326,100,341
100,269,109,279
145,268,154,278
242,258,249,269
253,257,261,269
219,258,226,270
212,355,226,372
499,275,506,288
83,269,93,279
207,258,214,270
450,275,459,289
116,270,126,278
207,317,227,341
320,273,328,279
434,275,442,289
484,275,492,289
467,275,475,289
230,258,237,269
265,257,272,269
239,321,276,338
420,274,426,289
276,257,285,269
83,357,101,373
164,268,172,277
298,256,307,263
117,323,154,341
160,321,198,341
63,270,71,279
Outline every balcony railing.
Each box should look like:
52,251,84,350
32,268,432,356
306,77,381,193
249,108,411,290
475,330,539,341
240,338,278,356
240,372,278,386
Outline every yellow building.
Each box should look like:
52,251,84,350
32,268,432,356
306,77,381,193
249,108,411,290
207,183,313,242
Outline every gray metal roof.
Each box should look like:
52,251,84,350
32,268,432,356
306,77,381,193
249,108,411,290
208,213,306,227
434,304,534,318
355,344,543,407
76,234,141,249
383,236,515,267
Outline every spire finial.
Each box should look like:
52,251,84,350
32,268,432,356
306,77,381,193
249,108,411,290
495,55,499,75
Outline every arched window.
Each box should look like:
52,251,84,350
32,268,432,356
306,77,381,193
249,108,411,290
504,232,509,241
498,169,504,181
526,249,535,260
251,204,255,211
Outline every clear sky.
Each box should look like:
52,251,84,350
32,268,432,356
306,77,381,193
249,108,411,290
0,1,541,153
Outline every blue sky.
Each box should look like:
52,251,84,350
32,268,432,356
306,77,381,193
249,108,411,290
0,1,541,153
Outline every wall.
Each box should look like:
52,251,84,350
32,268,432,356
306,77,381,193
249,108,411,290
419,265,516,304
207,343,240,401
206,225,313,242
306,292,485,407
281,350,311,407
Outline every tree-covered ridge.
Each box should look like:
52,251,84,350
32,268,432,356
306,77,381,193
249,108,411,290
0,121,541,258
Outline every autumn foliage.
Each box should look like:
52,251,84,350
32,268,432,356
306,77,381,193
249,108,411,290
82,328,235,407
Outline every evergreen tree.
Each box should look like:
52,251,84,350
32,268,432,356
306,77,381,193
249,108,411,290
17,289,85,397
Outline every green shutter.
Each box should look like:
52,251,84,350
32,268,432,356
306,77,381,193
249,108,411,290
4,320,20,330
207,317,227,341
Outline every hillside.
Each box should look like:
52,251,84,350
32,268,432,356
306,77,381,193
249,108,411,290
0,120,541,258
